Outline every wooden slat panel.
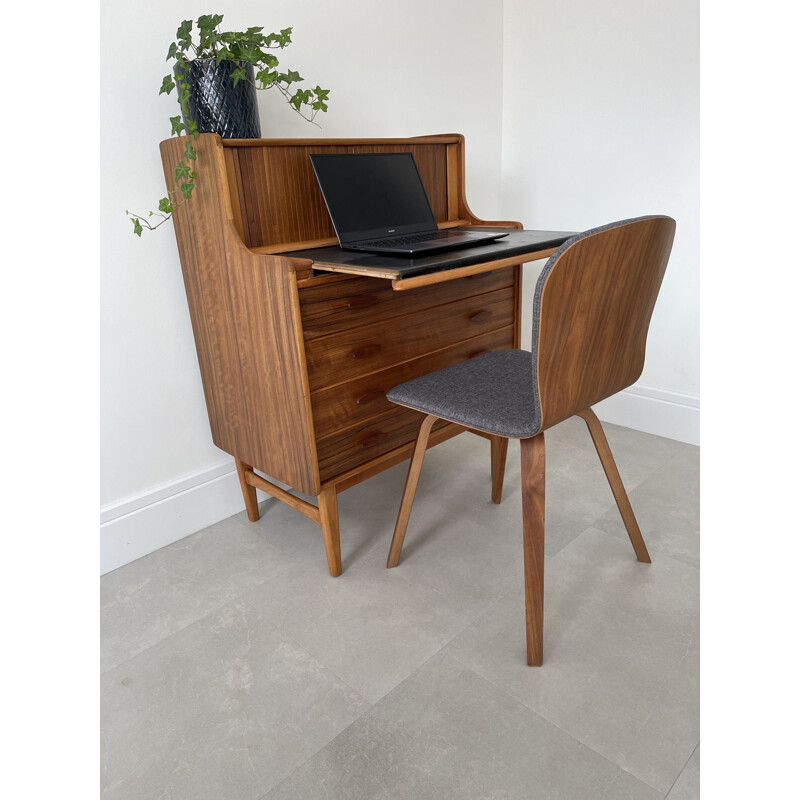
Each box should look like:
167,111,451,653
304,287,515,391
225,142,448,249
311,326,514,440
299,267,515,340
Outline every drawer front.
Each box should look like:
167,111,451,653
316,406,451,484
311,326,515,440
299,267,515,340
305,286,515,392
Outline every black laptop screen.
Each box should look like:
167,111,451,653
309,153,437,243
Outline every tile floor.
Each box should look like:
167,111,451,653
101,418,699,799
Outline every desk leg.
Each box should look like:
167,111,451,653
318,485,343,577
235,459,260,522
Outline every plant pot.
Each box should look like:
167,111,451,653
175,58,261,139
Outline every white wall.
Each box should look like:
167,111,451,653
101,0,699,572
100,0,504,570
501,0,699,439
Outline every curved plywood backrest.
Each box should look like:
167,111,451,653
532,215,676,432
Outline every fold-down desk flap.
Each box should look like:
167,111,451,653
279,229,576,290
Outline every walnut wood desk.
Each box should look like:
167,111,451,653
160,133,571,576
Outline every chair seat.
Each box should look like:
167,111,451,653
386,349,539,438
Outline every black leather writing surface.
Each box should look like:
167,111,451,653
281,229,576,278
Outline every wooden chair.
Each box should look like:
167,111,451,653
385,216,677,665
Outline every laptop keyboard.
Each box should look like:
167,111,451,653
360,230,463,248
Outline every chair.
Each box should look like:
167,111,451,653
385,215,676,666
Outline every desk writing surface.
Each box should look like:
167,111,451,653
281,229,575,281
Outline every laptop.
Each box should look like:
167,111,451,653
309,152,508,255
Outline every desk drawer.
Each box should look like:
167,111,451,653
305,286,515,392
316,406,451,483
299,267,515,340
310,326,514,440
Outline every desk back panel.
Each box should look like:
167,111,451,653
221,138,453,249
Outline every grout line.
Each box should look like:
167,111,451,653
443,646,667,795
663,740,699,799
254,646,450,800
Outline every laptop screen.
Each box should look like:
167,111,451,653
310,153,437,244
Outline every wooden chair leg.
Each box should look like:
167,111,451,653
490,435,509,504
235,459,260,522
520,433,546,666
577,408,651,563
318,485,342,577
387,414,438,568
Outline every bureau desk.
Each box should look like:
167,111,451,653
160,133,569,576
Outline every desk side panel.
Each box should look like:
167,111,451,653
160,134,320,495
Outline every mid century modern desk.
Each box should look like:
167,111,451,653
160,133,569,576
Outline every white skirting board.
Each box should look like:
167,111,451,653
593,384,699,447
100,460,245,575
99,385,699,574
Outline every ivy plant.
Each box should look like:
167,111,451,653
127,14,330,235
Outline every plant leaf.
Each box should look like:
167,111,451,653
180,182,195,200
174,163,190,181
237,43,260,62
166,42,178,61
169,116,184,135
185,141,196,160
159,75,176,95
230,67,247,88
176,19,192,42
256,68,277,86
132,218,143,236
158,196,174,213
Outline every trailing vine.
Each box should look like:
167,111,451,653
127,14,330,235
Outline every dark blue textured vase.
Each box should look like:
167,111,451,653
176,58,261,139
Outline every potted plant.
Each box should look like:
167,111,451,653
127,14,330,235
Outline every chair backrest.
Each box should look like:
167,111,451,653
531,215,676,432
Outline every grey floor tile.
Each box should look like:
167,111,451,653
233,436,526,705
101,421,698,799
444,527,699,795
101,599,370,800
665,744,700,799
101,517,292,672
237,541,502,705
594,445,699,568
263,652,661,800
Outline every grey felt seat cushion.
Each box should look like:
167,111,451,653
386,349,539,438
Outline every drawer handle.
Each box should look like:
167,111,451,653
352,343,381,359
361,432,386,449
468,309,490,323
356,389,386,406
346,295,379,309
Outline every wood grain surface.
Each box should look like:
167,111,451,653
536,217,676,431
